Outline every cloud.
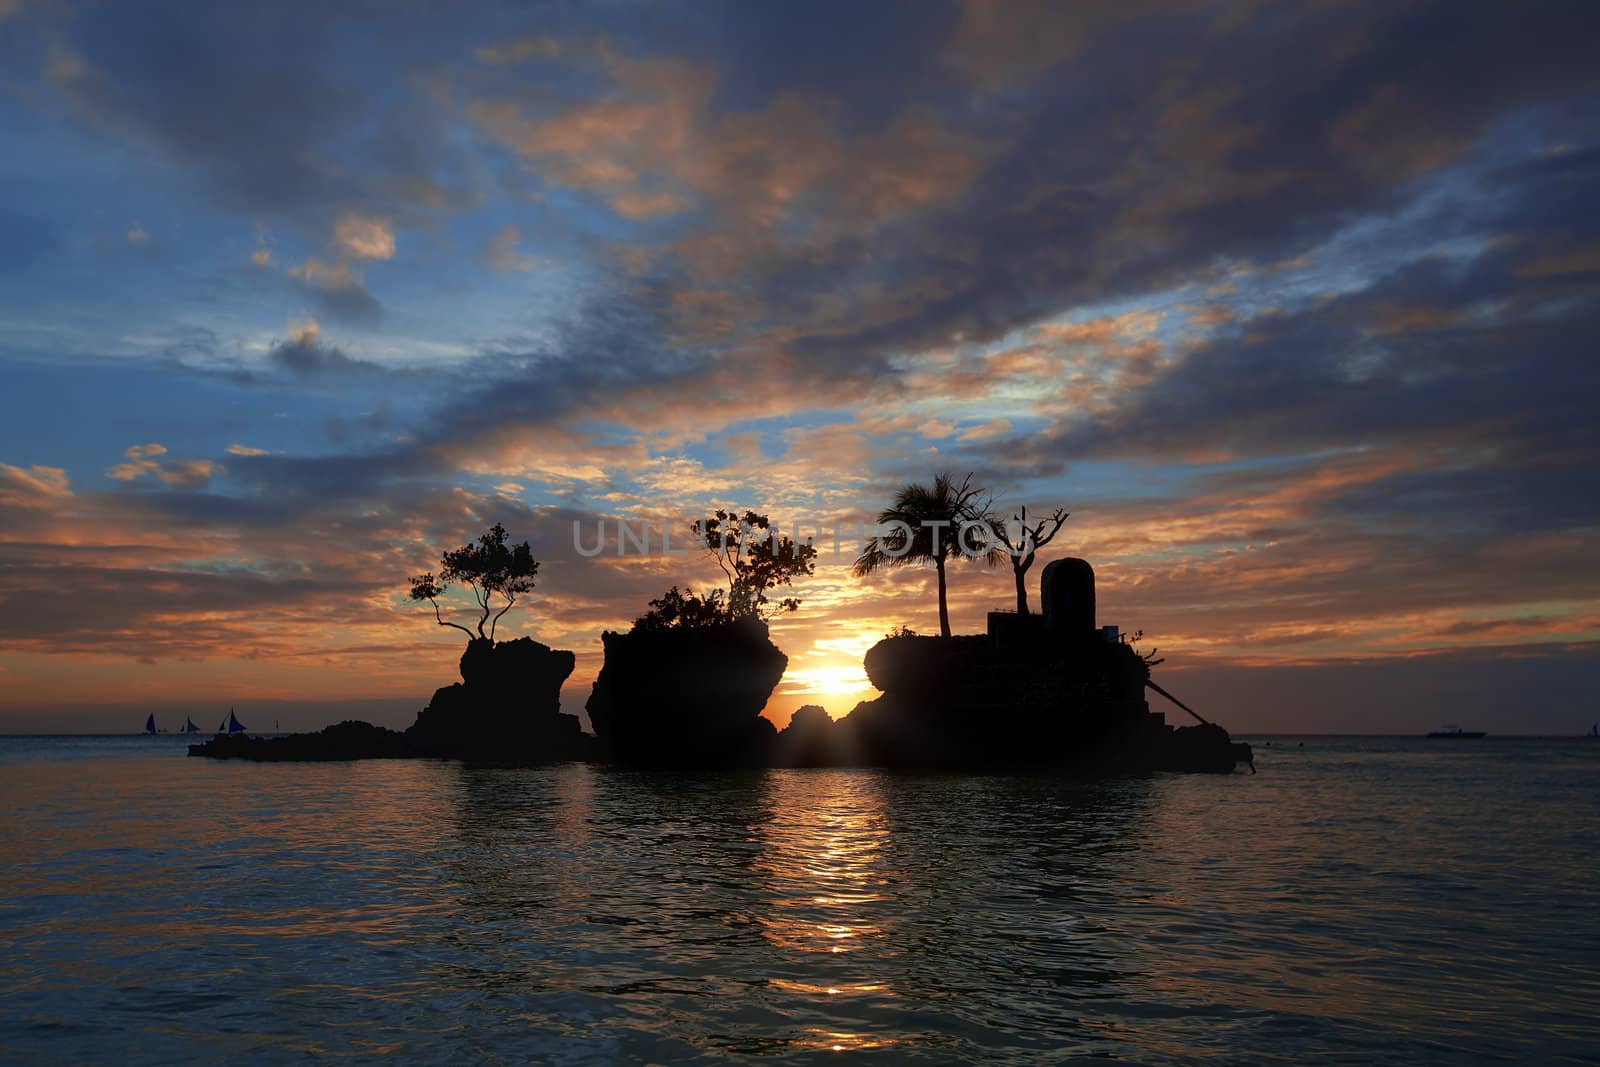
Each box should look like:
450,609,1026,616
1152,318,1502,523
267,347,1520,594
33,0,483,277
475,35,561,65
226,443,270,456
944,0,1127,92
485,224,536,272
105,443,216,488
1515,241,1600,279
288,256,382,324
610,190,690,220
0,463,70,507
334,212,395,260
468,38,983,237
266,319,385,377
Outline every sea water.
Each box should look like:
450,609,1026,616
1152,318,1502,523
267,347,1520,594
1,735,1596,1062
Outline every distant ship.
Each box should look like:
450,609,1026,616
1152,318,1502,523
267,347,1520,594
144,713,157,736
182,718,201,735
1427,726,1486,739
216,708,247,734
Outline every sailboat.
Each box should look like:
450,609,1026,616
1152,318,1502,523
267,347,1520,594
217,707,247,734
144,713,157,736
182,717,201,735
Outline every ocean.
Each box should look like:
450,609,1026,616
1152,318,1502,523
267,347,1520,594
1,735,1595,1063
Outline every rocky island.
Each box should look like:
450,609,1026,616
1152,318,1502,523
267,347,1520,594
822,559,1252,773
193,510,1252,774
190,634,594,764
586,614,787,768
193,523,594,765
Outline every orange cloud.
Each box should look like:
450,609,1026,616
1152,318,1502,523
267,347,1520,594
0,463,71,510
105,443,216,488
335,213,396,260
485,224,538,271
469,39,984,242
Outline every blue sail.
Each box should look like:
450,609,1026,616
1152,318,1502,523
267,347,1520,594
227,710,247,733
218,716,228,733
183,718,200,734
144,714,156,735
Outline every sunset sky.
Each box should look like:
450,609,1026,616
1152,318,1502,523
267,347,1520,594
1,1,1596,734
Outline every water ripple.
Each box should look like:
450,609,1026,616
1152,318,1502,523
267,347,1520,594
0,736,1597,1062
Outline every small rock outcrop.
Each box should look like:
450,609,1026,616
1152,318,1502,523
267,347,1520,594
774,704,847,767
1148,723,1256,774
191,720,416,761
586,618,787,768
192,636,596,764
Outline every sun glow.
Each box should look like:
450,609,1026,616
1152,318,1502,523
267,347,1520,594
780,662,877,715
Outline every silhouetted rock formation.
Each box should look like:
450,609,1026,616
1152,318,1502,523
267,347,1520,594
586,618,786,768
194,557,1250,775
410,637,594,763
192,636,597,764
191,720,416,761
774,704,848,767
1148,723,1255,774
830,558,1251,773
834,628,1152,768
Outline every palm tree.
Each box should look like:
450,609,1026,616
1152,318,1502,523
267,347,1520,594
853,471,1006,637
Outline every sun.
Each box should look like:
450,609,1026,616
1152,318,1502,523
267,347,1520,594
784,662,877,714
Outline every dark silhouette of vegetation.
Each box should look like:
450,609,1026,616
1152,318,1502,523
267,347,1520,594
633,586,730,632
991,504,1070,615
408,522,539,644
697,509,819,619
637,510,817,630
854,472,1005,637
1123,629,1164,667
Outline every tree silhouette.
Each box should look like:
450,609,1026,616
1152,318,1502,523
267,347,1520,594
408,522,539,644
853,471,1005,637
991,504,1070,615
637,510,816,630
696,509,818,620
632,586,728,632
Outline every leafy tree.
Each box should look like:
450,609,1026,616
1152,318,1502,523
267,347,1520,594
696,509,818,620
636,510,817,630
632,586,728,632
853,471,1005,637
990,504,1070,615
408,522,539,644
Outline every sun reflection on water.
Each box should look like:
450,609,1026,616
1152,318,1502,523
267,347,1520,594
752,771,901,1051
